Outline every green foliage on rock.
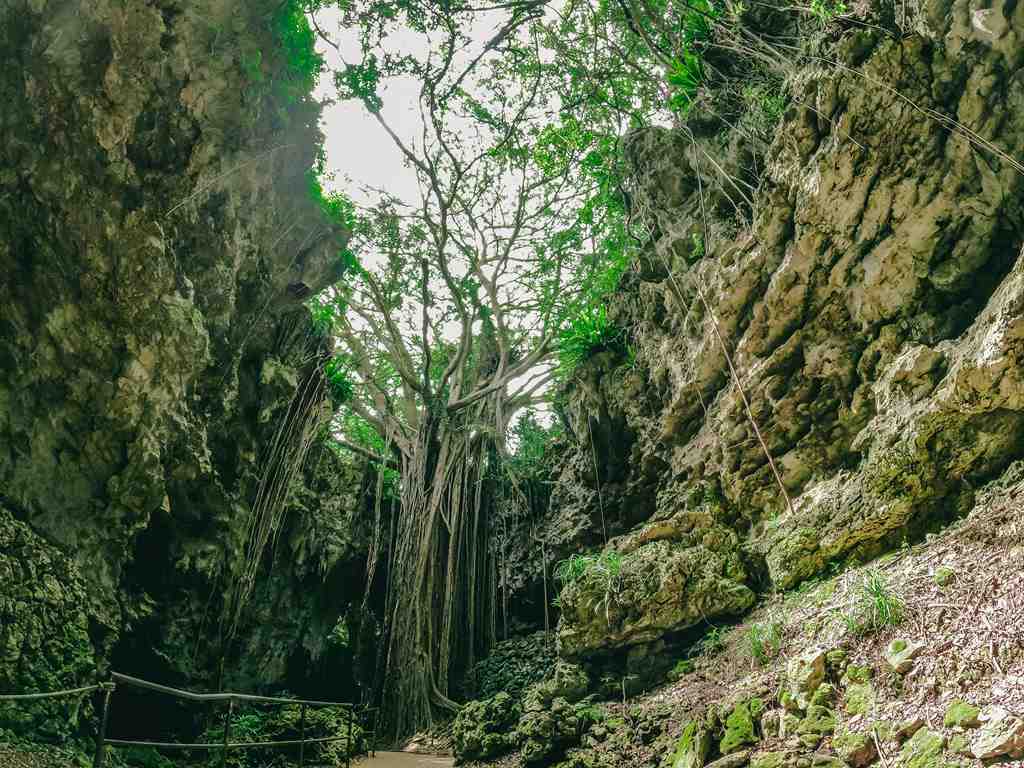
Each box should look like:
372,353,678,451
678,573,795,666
452,692,522,763
558,305,626,377
943,700,980,728
461,632,556,702
668,721,712,768
0,508,97,743
719,699,761,754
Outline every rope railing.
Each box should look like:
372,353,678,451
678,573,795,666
1,673,377,768
0,684,105,701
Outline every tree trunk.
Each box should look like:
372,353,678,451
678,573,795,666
378,412,497,739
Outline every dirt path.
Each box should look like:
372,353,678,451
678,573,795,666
358,751,455,768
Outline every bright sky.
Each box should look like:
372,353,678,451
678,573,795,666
312,13,418,200
309,7,557,427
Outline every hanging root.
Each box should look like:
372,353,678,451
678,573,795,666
223,365,331,645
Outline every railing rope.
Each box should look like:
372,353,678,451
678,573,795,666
0,684,102,701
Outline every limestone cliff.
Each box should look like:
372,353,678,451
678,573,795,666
531,0,1024,659
0,0,366,740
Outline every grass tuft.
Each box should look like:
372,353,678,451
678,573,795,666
844,569,904,635
747,621,783,666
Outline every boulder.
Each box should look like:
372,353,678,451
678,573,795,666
883,639,925,674
970,706,1024,759
749,752,786,768
667,721,713,768
519,696,582,765
556,537,754,658
720,700,764,754
706,751,752,768
796,706,835,739
843,683,875,716
452,692,521,763
782,648,827,711
943,700,980,728
833,730,877,768
896,729,946,768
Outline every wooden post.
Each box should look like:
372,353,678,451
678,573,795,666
92,683,114,768
298,703,307,768
220,698,234,768
345,706,354,768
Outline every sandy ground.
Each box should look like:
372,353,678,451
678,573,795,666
359,751,455,768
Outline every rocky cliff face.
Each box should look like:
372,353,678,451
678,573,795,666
0,0,366,739
539,0,1024,660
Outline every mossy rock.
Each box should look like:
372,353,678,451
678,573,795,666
783,647,827,710
524,662,591,712
452,692,522,762
799,733,823,748
749,751,786,768
720,700,762,754
796,705,835,738
811,683,835,706
943,701,980,728
0,508,98,742
833,730,878,767
462,631,557,700
668,720,713,768
556,537,755,658
518,696,582,765
844,683,875,716
669,659,697,680
947,734,969,755
896,728,947,768
842,665,872,684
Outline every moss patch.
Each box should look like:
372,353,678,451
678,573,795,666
720,700,761,754
943,700,980,728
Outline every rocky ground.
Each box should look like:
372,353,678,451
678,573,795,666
453,464,1024,768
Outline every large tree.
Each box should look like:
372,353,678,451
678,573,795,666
309,0,636,736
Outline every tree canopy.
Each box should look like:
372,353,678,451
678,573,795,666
298,0,747,738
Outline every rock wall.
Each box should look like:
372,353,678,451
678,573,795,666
0,0,366,739
540,0,1024,659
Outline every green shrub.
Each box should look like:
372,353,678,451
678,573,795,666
693,626,727,656
555,552,625,589
198,702,363,768
747,622,783,666
933,566,955,587
810,0,848,21
323,356,354,406
272,1,326,95
557,304,624,374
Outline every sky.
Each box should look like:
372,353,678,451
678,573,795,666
313,12,418,201
311,7,502,202
309,6,557,427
